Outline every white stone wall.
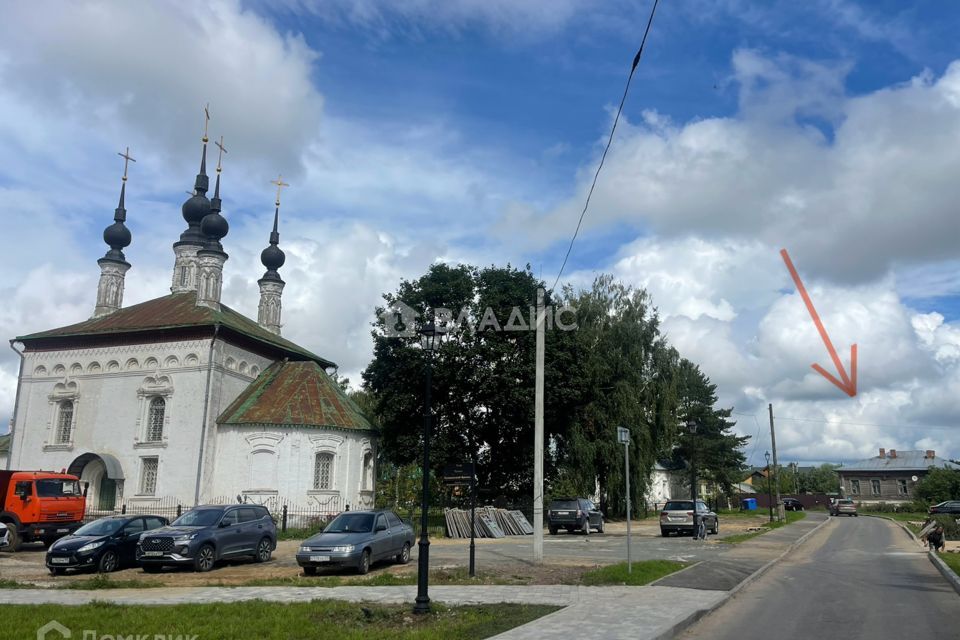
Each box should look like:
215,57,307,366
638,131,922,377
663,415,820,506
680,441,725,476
209,425,375,510
9,338,269,506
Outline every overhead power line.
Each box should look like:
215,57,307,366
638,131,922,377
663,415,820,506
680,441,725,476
550,0,660,292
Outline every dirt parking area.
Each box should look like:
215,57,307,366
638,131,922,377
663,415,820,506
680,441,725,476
0,513,775,588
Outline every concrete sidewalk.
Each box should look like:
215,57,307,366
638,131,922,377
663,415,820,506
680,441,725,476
0,513,829,640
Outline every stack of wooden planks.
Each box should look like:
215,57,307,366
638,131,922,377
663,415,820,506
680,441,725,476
444,507,534,538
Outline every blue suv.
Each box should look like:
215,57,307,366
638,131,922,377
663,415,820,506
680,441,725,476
137,504,276,572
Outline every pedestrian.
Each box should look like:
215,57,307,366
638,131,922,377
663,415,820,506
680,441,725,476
927,524,945,553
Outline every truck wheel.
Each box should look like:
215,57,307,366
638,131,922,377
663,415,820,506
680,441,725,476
4,525,21,552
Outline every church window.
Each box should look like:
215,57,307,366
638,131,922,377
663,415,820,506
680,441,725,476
56,401,74,444
139,458,158,495
314,453,333,490
361,452,373,491
146,397,165,442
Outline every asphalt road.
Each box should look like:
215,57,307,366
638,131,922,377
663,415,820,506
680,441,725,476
421,527,731,569
680,516,960,640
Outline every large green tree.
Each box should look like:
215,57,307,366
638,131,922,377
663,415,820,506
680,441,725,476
548,275,682,516
674,360,748,505
915,468,960,504
362,263,561,504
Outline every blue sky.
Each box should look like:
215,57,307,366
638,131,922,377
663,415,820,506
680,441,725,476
0,0,958,465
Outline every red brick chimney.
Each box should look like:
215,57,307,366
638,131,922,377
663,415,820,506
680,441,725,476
926,450,935,459
889,449,897,459
878,448,886,458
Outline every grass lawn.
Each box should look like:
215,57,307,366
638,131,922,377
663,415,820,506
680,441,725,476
938,552,960,576
580,560,686,586
721,511,806,544
1,600,558,640
238,568,531,588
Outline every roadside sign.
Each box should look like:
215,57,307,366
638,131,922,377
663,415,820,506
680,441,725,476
617,426,630,444
443,462,476,485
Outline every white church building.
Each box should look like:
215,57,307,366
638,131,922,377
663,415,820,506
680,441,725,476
4,131,377,516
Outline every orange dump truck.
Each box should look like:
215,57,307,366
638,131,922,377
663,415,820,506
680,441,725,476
0,470,86,551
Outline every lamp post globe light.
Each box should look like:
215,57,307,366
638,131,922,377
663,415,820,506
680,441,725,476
685,420,699,538
765,451,773,523
413,320,440,615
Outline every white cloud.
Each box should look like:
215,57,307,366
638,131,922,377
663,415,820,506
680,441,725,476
501,51,960,284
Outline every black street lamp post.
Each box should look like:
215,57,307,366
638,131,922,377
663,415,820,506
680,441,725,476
765,451,774,523
413,321,440,615
686,420,699,538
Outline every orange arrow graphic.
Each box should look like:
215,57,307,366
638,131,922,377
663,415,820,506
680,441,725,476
780,249,857,397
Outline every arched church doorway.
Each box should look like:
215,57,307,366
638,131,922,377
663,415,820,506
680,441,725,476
67,453,124,512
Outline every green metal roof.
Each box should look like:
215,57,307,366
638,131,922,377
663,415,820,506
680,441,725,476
218,360,374,432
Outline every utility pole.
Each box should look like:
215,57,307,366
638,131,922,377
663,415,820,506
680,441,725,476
617,426,631,573
769,403,784,522
533,288,545,564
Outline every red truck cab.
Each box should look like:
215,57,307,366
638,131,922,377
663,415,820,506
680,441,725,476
0,470,86,550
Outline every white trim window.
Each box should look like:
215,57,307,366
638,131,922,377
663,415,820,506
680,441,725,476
139,457,159,495
314,452,334,490
146,397,165,442
361,452,374,491
56,400,75,444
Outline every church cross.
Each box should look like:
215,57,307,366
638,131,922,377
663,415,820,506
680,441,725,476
215,136,227,173
271,174,290,206
202,102,211,143
117,146,136,181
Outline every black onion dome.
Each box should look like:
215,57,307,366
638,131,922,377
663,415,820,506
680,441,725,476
259,205,285,278
201,210,229,241
181,141,211,225
182,193,211,224
103,221,132,249
261,243,285,271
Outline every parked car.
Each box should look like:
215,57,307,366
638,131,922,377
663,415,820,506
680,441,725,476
46,515,169,575
296,509,414,575
137,504,276,573
660,500,718,536
830,499,858,516
782,498,804,511
0,522,9,549
928,501,960,515
547,497,604,535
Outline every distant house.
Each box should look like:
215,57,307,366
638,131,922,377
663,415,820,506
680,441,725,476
836,448,960,504
646,459,716,507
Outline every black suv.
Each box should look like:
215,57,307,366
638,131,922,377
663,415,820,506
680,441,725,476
547,497,603,535
137,504,276,572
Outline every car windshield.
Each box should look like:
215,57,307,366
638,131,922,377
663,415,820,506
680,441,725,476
73,519,124,537
550,500,579,509
324,513,375,533
35,479,82,497
172,509,223,527
664,501,694,510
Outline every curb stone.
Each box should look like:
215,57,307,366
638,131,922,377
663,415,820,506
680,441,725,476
649,514,831,640
928,551,960,597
